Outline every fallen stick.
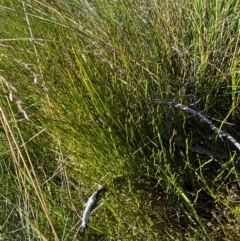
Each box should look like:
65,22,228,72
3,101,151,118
152,100,240,152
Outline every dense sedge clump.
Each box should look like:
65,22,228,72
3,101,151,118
0,0,240,240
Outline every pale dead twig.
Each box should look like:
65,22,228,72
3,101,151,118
80,186,107,232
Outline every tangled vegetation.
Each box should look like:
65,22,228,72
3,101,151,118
0,0,240,240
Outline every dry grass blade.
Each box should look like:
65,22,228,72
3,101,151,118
0,103,59,241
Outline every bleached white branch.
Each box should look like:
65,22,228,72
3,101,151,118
80,186,107,232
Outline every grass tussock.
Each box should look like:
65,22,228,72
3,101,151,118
0,0,240,240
